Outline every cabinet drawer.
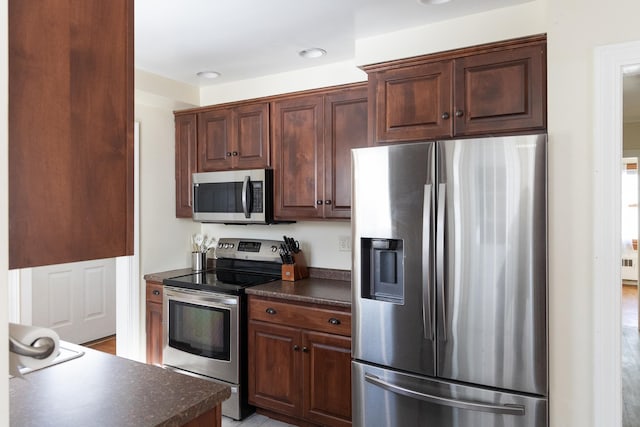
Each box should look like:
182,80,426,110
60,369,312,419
146,281,163,304
249,296,351,337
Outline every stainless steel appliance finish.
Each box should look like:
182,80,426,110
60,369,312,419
351,134,547,427
162,238,282,420
192,168,274,224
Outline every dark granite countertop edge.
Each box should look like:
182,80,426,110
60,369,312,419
245,286,351,308
158,389,231,427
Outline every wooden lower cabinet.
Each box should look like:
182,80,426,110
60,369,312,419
248,296,352,427
145,281,163,366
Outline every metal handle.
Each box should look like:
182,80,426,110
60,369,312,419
316,200,323,205
436,183,446,341
293,345,300,351
152,290,160,296
441,112,450,119
9,336,56,360
226,152,232,157
364,374,525,416
241,175,250,218
232,151,238,156
422,184,434,340
455,110,464,117
266,307,276,315
324,200,332,205
302,347,309,353
328,318,341,325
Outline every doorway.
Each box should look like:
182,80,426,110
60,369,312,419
594,40,640,427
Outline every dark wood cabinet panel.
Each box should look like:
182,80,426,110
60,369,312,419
364,35,546,145
248,295,352,426
145,281,163,366
198,109,232,171
370,61,453,143
324,87,369,219
198,102,269,172
175,114,198,218
453,44,546,135
272,95,325,219
303,331,352,427
248,320,302,417
9,0,134,268
234,103,270,169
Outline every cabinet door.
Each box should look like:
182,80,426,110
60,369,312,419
453,43,546,136
9,0,134,268
371,61,453,144
175,114,198,218
145,281,163,366
248,320,302,417
303,330,352,427
324,86,368,219
272,95,324,219
234,102,270,169
198,109,233,171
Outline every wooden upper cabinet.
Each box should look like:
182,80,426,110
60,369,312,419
272,84,368,221
364,35,547,144
370,61,453,143
453,43,546,136
272,95,325,219
324,87,369,219
175,114,198,218
198,102,269,171
9,0,134,268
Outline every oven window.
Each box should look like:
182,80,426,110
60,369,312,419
194,181,264,213
168,300,230,360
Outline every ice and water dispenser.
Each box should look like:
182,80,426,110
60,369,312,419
360,238,404,304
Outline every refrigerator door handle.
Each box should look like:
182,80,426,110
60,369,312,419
422,184,434,340
364,373,526,416
436,182,447,340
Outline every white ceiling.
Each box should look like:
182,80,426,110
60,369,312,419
134,0,532,87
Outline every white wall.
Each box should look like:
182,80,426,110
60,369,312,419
1,0,8,424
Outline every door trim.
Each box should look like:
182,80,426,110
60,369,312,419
593,39,640,427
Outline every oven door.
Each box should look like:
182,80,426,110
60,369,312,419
163,286,239,384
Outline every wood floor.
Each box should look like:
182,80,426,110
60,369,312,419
623,285,640,427
83,335,116,355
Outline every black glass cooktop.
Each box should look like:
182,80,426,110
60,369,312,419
163,259,281,295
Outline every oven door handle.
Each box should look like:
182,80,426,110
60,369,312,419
164,286,239,306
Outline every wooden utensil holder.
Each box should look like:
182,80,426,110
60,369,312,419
281,251,309,282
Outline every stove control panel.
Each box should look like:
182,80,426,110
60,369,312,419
216,238,283,263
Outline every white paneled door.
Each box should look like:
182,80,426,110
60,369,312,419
31,258,116,344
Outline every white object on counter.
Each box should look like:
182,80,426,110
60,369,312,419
9,323,60,376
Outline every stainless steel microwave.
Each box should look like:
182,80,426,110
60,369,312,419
192,169,274,224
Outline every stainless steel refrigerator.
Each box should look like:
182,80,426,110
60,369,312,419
351,134,547,427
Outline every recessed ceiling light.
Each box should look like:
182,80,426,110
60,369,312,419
418,0,451,4
196,70,221,79
299,48,327,59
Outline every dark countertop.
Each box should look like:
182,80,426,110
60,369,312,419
10,342,230,427
144,268,195,283
246,278,351,308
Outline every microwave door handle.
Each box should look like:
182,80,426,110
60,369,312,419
241,175,250,218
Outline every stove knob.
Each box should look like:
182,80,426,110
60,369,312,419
218,243,223,249
271,245,278,252
228,243,234,249
223,243,230,249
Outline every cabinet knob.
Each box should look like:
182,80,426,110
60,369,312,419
302,347,309,353
441,112,450,120
293,345,300,351
455,110,464,118
232,151,239,156
328,317,341,325
316,200,323,205
324,200,332,205
265,307,277,315
226,152,232,157
152,290,160,296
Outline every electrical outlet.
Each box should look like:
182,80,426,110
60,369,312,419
338,236,351,252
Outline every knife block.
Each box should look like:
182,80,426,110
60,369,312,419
281,251,309,282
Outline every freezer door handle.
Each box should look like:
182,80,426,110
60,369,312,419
422,184,434,340
364,374,526,416
436,182,447,340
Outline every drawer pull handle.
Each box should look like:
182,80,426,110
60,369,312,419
152,290,160,296
302,347,309,353
266,308,277,315
293,345,300,351
328,318,341,325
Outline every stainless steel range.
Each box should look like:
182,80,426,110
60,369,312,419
162,238,282,420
